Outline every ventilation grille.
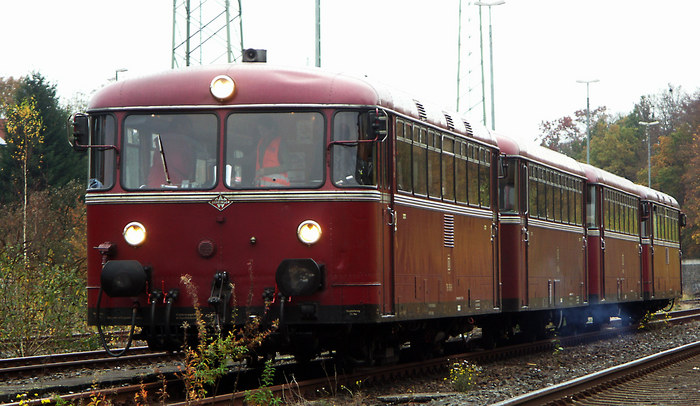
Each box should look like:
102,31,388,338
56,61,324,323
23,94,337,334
462,120,473,136
443,112,455,131
444,214,455,248
414,100,427,121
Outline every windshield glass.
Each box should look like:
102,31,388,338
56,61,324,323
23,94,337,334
122,113,217,190
225,112,324,189
88,114,117,190
331,111,376,187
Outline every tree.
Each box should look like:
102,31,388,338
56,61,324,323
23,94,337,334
0,73,87,203
537,107,606,161
3,97,43,259
682,123,700,257
0,76,20,108
538,86,700,257
589,116,644,181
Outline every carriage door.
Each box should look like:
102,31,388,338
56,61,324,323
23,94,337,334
376,111,394,315
520,161,530,307
380,128,395,315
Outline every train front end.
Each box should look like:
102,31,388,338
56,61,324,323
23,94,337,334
71,65,391,359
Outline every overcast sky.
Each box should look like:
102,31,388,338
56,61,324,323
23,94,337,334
1,1,698,144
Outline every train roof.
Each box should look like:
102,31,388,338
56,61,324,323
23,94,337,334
495,133,585,178
637,185,680,209
88,63,496,146
580,163,640,196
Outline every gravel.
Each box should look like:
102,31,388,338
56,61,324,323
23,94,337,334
322,318,700,405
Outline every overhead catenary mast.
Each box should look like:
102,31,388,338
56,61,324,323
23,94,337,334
172,0,244,68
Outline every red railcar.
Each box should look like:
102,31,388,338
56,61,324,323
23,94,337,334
582,164,646,320
639,186,683,307
496,135,588,337
69,63,684,361
72,64,504,362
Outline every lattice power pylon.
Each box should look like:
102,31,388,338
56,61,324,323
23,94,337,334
171,0,244,68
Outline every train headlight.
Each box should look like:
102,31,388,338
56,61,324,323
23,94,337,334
297,220,322,245
210,75,235,101
123,222,147,247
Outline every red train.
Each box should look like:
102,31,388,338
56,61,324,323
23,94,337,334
69,62,685,362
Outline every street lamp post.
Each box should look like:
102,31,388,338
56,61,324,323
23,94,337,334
639,120,659,187
576,79,599,164
475,0,504,131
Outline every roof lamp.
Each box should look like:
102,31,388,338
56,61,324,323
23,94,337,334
210,75,235,101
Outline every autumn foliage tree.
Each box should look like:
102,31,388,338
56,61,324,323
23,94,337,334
0,75,90,356
538,86,700,258
4,97,44,259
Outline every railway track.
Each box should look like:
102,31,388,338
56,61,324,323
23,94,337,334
492,341,700,405
0,346,173,380
3,308,698,405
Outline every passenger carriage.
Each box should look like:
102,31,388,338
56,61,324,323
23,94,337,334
581,164,644,322
495,134,587,336
639,185,683,311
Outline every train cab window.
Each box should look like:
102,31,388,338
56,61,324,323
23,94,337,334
226,111,324,189
122,113,217,190
88,115,116,190
331,111,378,187
498,157,518,213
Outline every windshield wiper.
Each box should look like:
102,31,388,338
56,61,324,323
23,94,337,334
156,134,172,185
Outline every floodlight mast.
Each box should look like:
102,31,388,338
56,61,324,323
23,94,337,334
640,120,660,187
475,0,505,131
576,79,599,164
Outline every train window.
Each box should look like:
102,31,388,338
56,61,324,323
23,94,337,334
546,171,554,221
427,130,441,198
331,111,378,187
467,145,479,206
553,175,561,222
479,148,491,208
604,190,611,230
455,143,468,204
442,136,455,202
499,157,518,213
412,127,428,196
538,169,544,219
122,113,217,190
88,114,116,190
564,178,570,223
575,183,582,226
587,185,597,228
396,120,412,193
226,111,324,189
528,166,538,217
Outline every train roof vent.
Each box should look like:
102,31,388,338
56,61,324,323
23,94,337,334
462,120,474,136
443,112,455,131
413,100,427,122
